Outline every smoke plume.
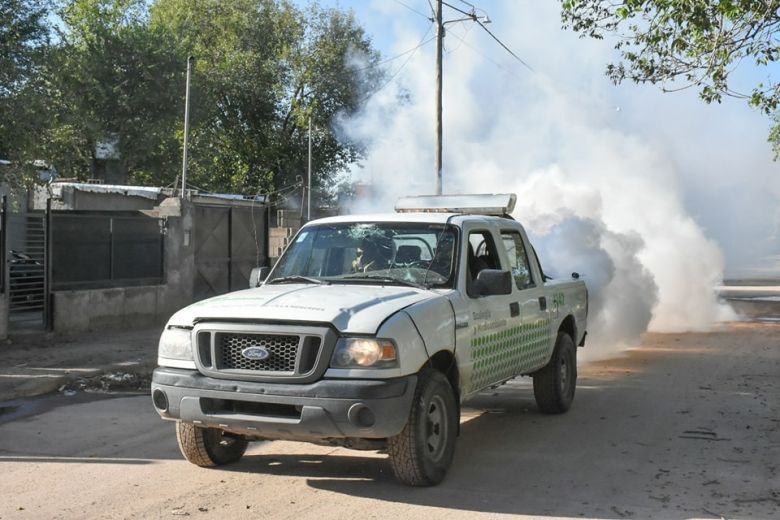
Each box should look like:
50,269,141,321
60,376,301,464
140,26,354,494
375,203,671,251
339,1,777,359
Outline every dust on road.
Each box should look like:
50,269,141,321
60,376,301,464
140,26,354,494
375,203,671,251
0,323,777,520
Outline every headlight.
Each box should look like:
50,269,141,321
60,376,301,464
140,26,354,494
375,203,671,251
331,338,398,368
158,327,193,361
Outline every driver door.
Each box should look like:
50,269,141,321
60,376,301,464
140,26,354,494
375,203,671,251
458,227,524,394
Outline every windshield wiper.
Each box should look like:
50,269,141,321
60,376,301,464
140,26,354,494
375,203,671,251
335,274,426,289
266,275,327,285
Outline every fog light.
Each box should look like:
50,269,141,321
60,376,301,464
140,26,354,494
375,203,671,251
152,389,168,412
348,403,375,428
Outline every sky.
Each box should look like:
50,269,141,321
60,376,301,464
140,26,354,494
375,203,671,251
289,1,780,355
304,0,779,281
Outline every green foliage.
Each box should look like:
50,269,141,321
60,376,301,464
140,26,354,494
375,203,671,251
43,0,184,181
2,0,383,203
562,0,780,152
150,0,382,199
0,0,50,175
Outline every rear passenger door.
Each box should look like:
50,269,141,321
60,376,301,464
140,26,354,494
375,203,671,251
500,229,553,374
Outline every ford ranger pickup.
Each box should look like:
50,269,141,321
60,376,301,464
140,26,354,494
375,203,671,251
151,193,588,486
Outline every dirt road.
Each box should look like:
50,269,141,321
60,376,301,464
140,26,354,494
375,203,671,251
0,323,777,520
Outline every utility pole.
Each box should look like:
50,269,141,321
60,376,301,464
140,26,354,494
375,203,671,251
429,2,510,196
181,55,194,197
307,116,312,221
434,0,443,195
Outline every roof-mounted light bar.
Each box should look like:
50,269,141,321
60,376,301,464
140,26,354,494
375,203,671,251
395,193,517,216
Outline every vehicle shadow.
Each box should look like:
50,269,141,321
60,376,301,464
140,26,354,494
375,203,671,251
225,370,775,520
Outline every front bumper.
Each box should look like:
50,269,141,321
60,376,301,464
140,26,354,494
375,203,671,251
151,367,417,441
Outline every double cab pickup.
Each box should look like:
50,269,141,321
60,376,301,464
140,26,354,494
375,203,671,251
151,193,588,485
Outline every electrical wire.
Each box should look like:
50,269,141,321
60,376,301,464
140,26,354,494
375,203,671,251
447,28,523,79
370,23,435,97
440,0,473,18
444,20,475,54
439,0,534,72
393,0,433,20
356,34,436,72
475,19,534,72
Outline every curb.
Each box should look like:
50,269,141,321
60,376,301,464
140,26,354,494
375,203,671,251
0,363,156,402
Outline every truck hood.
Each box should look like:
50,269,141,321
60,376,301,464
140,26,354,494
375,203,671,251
168,283,437,334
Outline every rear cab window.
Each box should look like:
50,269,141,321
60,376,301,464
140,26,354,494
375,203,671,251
500,230,535,290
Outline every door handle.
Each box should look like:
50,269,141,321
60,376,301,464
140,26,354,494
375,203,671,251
538,296,547,311
509,302,519,317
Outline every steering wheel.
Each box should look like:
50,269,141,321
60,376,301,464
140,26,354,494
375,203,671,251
406,260,432,269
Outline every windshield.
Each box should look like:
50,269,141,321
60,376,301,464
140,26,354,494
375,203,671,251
269,222,458,288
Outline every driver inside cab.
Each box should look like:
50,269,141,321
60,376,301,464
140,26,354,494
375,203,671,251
352,240,391,272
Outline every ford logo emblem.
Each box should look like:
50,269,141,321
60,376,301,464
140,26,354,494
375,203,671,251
241,346,270,361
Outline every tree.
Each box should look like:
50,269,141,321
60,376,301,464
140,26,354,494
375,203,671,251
41,0,184,182
150,0,383,199
3,0,382,199
0,0,49,174
561,0,780,153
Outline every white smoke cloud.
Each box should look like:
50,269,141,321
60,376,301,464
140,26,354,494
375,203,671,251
338,1,779,358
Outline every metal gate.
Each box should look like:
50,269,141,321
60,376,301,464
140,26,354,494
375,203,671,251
194,205,230,299
193,205,267,301
5,205,49,330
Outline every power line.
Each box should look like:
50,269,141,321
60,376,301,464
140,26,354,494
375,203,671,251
393,0,433,21
440,0,472,18
447,27,522,79
357,33,436,72
444,21,475,54
371,23,435,96
439,0,533,72
455,0,476,10
475,19,534,72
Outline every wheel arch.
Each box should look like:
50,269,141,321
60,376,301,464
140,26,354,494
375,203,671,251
424,349,460,395
558,314,577,342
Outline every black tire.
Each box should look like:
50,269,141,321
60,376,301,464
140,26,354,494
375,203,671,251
175,421,248,467
388,369,458,486
533,332,577,414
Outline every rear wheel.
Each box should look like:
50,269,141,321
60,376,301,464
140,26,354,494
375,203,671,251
388,369,458,486
533,332,577,414
176,421,248,467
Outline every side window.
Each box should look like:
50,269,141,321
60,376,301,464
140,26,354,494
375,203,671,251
467,231,501,298
501,231,534,290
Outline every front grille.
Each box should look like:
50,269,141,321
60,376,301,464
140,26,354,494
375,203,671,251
218,333,300,372
194,323,333,383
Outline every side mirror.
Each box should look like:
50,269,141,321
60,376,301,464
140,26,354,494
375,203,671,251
249,266,271,288
473,269,512,296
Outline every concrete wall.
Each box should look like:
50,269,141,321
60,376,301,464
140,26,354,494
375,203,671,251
53,285,169,333
59,190,160,211
50,197,196,334
31,185,167,212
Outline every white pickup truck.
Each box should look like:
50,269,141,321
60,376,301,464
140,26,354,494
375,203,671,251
151,194,588,486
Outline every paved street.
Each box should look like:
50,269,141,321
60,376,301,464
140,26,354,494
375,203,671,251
0,323,777,519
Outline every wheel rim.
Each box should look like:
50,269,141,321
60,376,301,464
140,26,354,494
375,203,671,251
559,350,574,397
425,394,448,462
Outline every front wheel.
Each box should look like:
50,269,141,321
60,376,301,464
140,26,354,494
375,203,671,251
388,369,458,486
533,332,577,414
176,422,248,467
